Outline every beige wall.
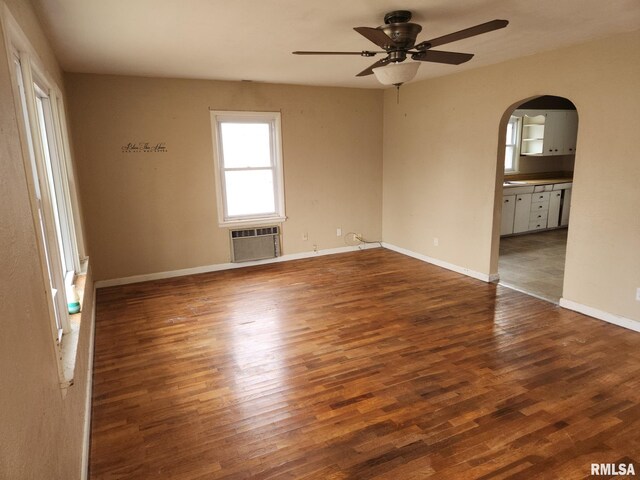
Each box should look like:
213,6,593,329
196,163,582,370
382,30,640,323
65,74,383,281
511,154,574,176
0,1,94,478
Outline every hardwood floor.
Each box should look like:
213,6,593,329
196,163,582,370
91,248,640,479
499,229,568,303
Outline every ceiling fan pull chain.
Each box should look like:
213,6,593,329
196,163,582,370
396,85,400,104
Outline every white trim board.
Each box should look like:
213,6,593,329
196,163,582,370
559,298,640,333
95,243,380,288
382,243,498,283
81,288,96,480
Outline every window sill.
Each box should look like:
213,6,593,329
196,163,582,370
59,260,88,390
219,216,287,228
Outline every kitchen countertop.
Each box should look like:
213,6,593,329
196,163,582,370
503,177,573,188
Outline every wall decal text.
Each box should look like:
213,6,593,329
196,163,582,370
121,142,167,153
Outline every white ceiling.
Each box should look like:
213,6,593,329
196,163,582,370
32,0,640,89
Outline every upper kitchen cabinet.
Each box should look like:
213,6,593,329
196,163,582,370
515,109,578,156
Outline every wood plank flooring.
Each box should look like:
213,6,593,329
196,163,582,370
91,248,640,479
499,229,568,303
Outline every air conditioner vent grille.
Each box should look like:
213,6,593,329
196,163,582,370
231,226,279,239
230,225,281,262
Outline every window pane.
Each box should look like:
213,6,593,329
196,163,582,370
505,146,514,169
224,170,275,217
220,122,271,168
36,95,69,274
506,121,514,144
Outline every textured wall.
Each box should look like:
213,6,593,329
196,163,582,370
382,30,640,322
0,1,94,478
65,74,383,281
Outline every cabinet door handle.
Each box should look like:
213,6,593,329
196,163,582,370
505,199,509,203
518,198,522,201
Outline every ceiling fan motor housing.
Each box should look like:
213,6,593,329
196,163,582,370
379,13,422,53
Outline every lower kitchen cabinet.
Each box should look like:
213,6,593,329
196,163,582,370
560,188,572,226
548,191,562,228
501,195,516,235
513,193,533,233
501,183,572,236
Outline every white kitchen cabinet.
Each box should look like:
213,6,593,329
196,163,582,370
502,182,572,236
547,191,562,228
562,111,578,154
542,111,564,156
515,109,578,156
544,111,579,155
513,193,533,233
520,113,546,156
501,195,516,235
529,210,548,230
560,188,572,226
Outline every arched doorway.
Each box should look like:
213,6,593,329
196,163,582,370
491,95,578,303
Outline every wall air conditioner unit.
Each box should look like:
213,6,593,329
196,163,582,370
230,226,281,263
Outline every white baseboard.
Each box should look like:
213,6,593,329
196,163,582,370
559,298,640,333
95,243,380,288
81,289,96,480
382,243,495,283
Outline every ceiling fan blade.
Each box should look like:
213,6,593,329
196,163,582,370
292,51,381,56
417,19,508,49
354,27,397,49
356,57,391,77
412,50,474,65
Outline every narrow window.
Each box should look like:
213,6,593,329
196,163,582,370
505,115,520,173
12,53,82,345
211,111,286,226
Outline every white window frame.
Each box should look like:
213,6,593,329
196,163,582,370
504,115,521,174
2,5,86,386
210,111,286,226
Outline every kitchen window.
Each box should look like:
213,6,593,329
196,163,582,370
505,115,520,173
210,111,286,226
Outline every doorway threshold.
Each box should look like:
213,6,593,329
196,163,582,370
498,281,559,305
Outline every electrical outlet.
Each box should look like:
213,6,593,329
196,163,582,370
313,244,318,252
336,228,342,237
302,232,308,241
433,237,439,247
636,288,640,301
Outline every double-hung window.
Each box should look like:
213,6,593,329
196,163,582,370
210,111,286,226
505,115,521,173
6,9,85,385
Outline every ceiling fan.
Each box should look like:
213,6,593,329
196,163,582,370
293,11,508,86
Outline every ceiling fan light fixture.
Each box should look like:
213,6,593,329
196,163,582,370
372,61,420,86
